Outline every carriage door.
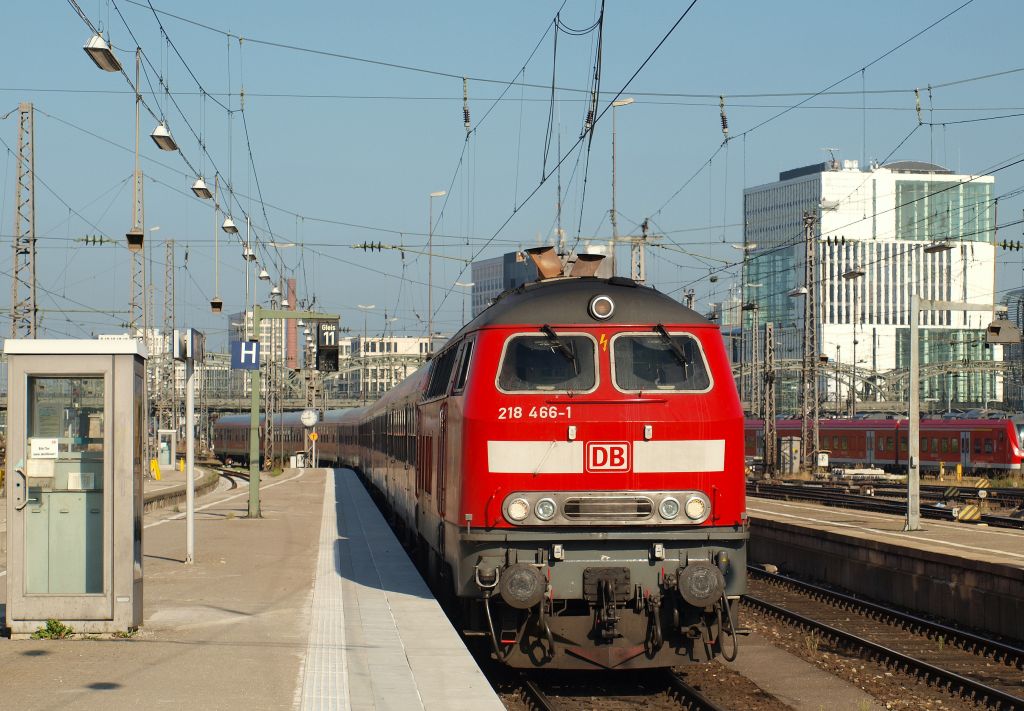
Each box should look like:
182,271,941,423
865,431,875,466
960,431,971,471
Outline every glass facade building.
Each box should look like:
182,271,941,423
742,159,1000,412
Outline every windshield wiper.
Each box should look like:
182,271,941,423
540,324,577,368
654,324,689,367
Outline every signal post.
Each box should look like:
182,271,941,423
247,305,339,518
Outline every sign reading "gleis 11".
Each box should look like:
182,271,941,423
316,321,340,372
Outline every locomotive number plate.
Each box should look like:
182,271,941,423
497,405,573,420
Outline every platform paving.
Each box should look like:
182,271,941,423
1,467,503,710
1,469,323,710
299,468,503,711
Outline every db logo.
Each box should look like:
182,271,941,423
586,442,631,473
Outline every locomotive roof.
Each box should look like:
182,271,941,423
465,276,709,329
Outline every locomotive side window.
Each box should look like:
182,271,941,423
452,339,475,394
611,332,711,392
496,333,597,393
423,346,460,400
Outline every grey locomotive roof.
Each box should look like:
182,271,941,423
465,277,709,329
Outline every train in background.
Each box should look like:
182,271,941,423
215,248,748,671
744,417,1024,476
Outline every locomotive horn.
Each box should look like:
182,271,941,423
525,246,564,280
569,253,605,277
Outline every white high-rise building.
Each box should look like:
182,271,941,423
742,158,1001,411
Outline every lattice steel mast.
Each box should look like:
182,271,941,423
799,212,820,473
10,102,37,338
763,322,777,476
160,240,175,430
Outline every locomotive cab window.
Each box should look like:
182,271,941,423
496,332,597,393
611,331,711,392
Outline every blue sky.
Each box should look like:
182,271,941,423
3,1,1024,347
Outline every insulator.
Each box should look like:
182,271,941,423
464,107,471,129
914,88,922,125
719,95,729,137
463,76,471,133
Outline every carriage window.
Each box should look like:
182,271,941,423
984,439,993,454
612,333,711,392
951,438,959,453
497,334,596,392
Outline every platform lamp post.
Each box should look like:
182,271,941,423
609,97,634,275
454,281,475,325
843,267,865,417
428,191,446,353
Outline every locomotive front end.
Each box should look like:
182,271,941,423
454,279,747,670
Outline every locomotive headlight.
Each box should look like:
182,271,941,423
684,494,709,521
535,497,557,521
506,497,531,522
588,294,615,320
658,496,681,520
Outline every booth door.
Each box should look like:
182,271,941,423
8,356,114,621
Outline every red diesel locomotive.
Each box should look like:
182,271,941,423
215,254,748,670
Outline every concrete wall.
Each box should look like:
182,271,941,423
749,518,1024,642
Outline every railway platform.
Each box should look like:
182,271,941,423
748,496,1024,641
0,467,501,710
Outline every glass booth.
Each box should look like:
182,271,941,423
4,339,146,636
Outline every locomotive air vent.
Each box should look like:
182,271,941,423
563,495,654,521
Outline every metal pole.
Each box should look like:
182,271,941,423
907,291,921,531
248,305,263,518
185,352,195,563
610,104,618,274
428,197,433,354
852,285,858,418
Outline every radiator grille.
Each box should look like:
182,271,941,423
562,496,653,521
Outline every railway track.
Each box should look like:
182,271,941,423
504,669,729,711
744,567,1024,710
747,481,1024,529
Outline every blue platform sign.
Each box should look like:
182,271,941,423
231,340,260,370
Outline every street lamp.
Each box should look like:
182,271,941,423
191,177,213,199
455,281,475,325
843,267,866,416
428,191,446,353
150,121,178,151
84,32,121,72
610,97,634,275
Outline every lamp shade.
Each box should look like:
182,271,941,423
191,177,213,199
84,33,121,72
150,122,178,151
222,217,239,234
258,268,270,280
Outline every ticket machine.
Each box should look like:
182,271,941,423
4,339,146,635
